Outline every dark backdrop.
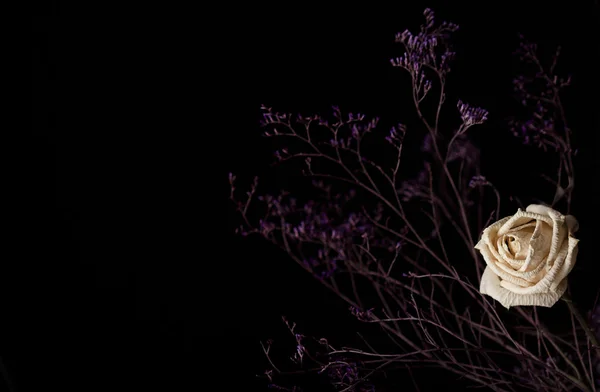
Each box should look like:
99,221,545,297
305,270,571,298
30,1,599,391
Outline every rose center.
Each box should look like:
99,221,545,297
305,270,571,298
502,229,533,260
504,235,520,256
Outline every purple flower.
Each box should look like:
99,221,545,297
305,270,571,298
468,175,489,188
391,9,459,76
457,100,488,126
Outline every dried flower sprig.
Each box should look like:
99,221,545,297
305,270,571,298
231,8,596,392
509,36,576,212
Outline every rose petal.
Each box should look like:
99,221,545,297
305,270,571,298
476,217,511,249
498,209,552,237
478,217,511,268
549,236,579,292
499,238,569,294
519,219,551,273
480,266,567,309
526,204,555,217
546,212,567,263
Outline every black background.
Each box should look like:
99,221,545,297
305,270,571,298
30,1,599,391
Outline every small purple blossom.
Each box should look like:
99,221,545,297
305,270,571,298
457,100,488,126
349,306,375,322
468,175,490,188
391,9,458,76
385,123,406,147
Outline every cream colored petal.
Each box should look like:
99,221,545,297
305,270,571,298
517,255,547,281
506,221,537,234
478,242,533,288
526,204,557,218
480,265,501,298
477,240,500,266
500,242,569,294
477,217,511,248
495,254,546,283
474,238,485,251
546,212,567,263
549,236,579,291
486,238,508,268
498,210,530,236
479,226,542,288
487,259,535,288
480,266,567,309
497,226,534,265
524,204,569,262
519,220,551,272
498,209,552,237
476,217,510,263
508,227,534,260
497,235,517,265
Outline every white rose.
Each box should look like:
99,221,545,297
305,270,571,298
474,204,579,309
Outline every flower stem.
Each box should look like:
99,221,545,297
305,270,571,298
561,292,600,356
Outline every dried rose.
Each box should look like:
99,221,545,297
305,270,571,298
475,204,579,309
